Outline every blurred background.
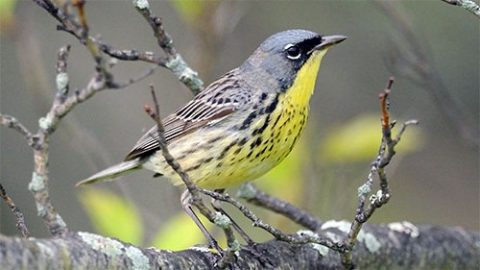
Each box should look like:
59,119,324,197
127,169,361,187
1,0,478,249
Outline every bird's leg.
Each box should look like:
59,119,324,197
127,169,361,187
212,189,256,246
180,189,222,253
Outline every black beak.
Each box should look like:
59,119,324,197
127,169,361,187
309,35,347,53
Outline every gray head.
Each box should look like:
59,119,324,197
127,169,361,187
241,29,346,92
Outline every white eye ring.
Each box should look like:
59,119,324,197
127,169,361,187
284,44,302,60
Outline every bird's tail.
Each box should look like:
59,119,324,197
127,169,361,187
75,159,142,187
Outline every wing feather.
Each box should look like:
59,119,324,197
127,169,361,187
124,69,249,161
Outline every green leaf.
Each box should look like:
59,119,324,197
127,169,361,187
319,114,422,164
79,188,143,245
151,211,213,250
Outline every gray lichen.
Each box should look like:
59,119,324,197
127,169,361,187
388,221,419,238
358,232,381,253
78,231,124,257
29,172,45,192
165,55,203,93
214,212,232,229
125,246,150,270
321,220,351,234
56,72,69,94
38,117,52,131
236,183,257,199
357,183,371,197
133,0,149,10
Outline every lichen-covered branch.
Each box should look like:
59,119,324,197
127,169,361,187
340,78,418,269
33,0,203,94
2,1,159,237
1,223,478,269
133,0,203,94
440,0,480,18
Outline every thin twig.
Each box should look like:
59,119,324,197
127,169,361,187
0,114,33,144
110,66,158,89
53,45,71,106
237,183,322,231
377,1,477,148
200,188,343,251
144,88,199,197
0,183,30,238
144,87,238,265
133,0,203,94
340,77,418,269
97,40,166,65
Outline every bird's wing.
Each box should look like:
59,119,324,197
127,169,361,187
124,69,251,161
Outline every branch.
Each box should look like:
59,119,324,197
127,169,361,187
132,0,203,93
133,0,203,94
0,184,30,238
33,0,203,94
340,77,419,269
0,224,478,269
200,188,342,251
237,183,323,231
440,0,480,18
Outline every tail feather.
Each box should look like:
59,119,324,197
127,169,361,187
76,159,142,187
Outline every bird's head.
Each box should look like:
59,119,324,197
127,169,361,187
242,29,346,93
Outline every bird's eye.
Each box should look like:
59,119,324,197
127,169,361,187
284,44,302,60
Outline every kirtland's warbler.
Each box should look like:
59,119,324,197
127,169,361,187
77,29,346,189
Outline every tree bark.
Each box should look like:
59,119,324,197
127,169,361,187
1,221,478,269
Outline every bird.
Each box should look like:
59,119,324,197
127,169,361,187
77,29,346,190
76,29,346,250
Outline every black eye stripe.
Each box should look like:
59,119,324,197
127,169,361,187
297,36,323,53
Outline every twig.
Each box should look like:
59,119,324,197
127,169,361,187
0,114,33,145
33,0,201,94
133,0,203,94
340,77,418,269
53,45,71,106
0,183,30,238
110,66,157,89
96,41,165,64
377,1,478,148
237,183,322,231
200,188,343,251
71,0,113,86
144,87,238,265
27,50,107,236
440,0,480,18
143,88,200,199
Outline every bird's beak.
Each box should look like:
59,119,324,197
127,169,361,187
309,35,347,53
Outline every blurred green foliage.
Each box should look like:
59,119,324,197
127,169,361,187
170,0,209,24
319,114,423,164
79,188,143,245
0,0,16,35
151,212,213,250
